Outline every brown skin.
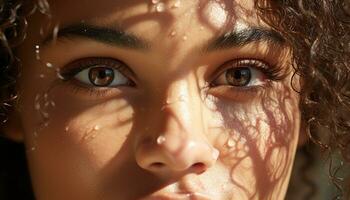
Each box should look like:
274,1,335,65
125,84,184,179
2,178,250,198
6,0,301,199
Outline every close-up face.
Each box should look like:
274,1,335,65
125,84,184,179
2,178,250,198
11,0,301,199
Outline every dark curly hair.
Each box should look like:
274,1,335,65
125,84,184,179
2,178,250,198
0,0,349,199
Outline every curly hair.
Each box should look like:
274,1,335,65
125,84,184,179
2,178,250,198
0,0,349,199
254,0,350,199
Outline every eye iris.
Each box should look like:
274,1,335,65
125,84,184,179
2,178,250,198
88,67,114,86
225,67,251,86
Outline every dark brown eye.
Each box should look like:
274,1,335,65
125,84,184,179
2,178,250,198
225,67,251,86
212,60,267,87
89,67,114,86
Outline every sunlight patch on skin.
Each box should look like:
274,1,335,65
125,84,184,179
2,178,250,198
202,1,228,29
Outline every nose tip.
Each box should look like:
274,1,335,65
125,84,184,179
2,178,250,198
136,136,218,175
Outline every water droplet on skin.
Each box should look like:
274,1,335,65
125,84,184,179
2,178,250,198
46,62,53,68
170,31,177,37
39,74,45,78
155,2,166,12
56,72,65,80
182,35,188,41
50,101,56,107
52,24,59,43
34,103,40,110
35,94,40,101
44,93,48,99
157,135,166,145
227,138,235,148
93,125,100,131
33,131,38,137
44,101,50,107
42,112,49,118
35,45,41,60
35,50,40,60
65,126,69,132
31,147,36,151
151,0,160,4
212,148,220,160
44,122,49,127
172,0,181,8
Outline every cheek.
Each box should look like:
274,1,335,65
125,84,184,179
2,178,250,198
207,84,300,199
20,83,135,198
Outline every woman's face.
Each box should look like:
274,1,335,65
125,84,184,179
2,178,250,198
12,0,301,199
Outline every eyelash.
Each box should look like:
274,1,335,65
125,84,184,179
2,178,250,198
208,59,286,99
59,57,133,97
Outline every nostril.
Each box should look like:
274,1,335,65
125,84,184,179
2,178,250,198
150,162,165,169
191,162,206,174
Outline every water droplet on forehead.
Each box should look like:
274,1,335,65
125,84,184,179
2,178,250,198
155,2,166,12
35,45,40,49
65,126,69,132
39,74,45,78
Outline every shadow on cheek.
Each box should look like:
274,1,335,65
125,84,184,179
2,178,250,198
212,83,299,199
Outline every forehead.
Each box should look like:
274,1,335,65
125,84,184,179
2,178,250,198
47,0,262,38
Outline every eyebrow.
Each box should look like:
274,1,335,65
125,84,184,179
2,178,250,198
205,27,285,51
43,23,149,49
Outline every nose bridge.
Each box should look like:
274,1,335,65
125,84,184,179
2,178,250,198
162,78,199,139
135,77,218,175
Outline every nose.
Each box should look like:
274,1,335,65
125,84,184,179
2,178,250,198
135,80,218,176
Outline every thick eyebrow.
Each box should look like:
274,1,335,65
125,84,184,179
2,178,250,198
205,27,285,51
43,23,149,49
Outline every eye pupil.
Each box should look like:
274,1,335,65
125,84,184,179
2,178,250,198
226,67,251,86
89,66,114,86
